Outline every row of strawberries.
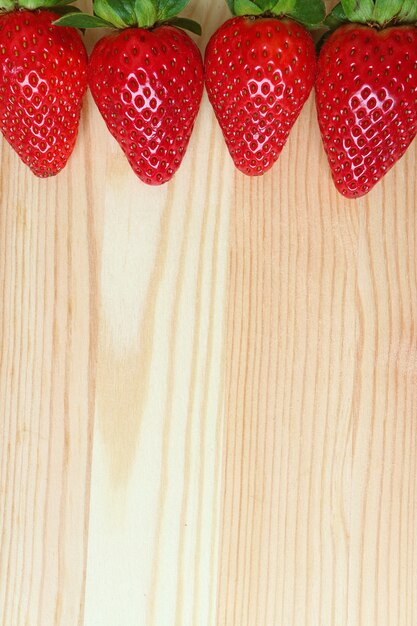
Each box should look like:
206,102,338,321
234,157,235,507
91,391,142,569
0,0,416,199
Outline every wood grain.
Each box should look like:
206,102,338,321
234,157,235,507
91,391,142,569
218,96,417,625
0,1,416,624
218,96,359,626
83,97,232,626
0,109,96,624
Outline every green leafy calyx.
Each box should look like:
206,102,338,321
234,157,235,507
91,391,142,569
227,0,325,28
325,0,417,29
0,0,79,10
54,0,201,33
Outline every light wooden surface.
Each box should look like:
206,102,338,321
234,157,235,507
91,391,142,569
0,1,416,625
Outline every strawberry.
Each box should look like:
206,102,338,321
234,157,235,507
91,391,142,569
58,0,204,186
204,0,325,176
316,0,417,198
0,3,87,178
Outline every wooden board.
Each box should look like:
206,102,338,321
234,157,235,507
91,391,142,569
0,1,416,624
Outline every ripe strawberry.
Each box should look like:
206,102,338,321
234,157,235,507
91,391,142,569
0,5,87,178
204,0,325,176
316,1,417,198
58,0,204,185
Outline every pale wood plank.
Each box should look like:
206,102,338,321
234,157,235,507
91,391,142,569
218,94,360,626
350,159,417,626
0,103,96,624
83,106,232,625
216,2,417,623
82,4,232,624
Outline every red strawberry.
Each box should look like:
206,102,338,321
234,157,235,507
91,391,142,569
0,8,87,178
58,0,204,185
204,1,325,176
316,2,417,198
89,27,203,185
